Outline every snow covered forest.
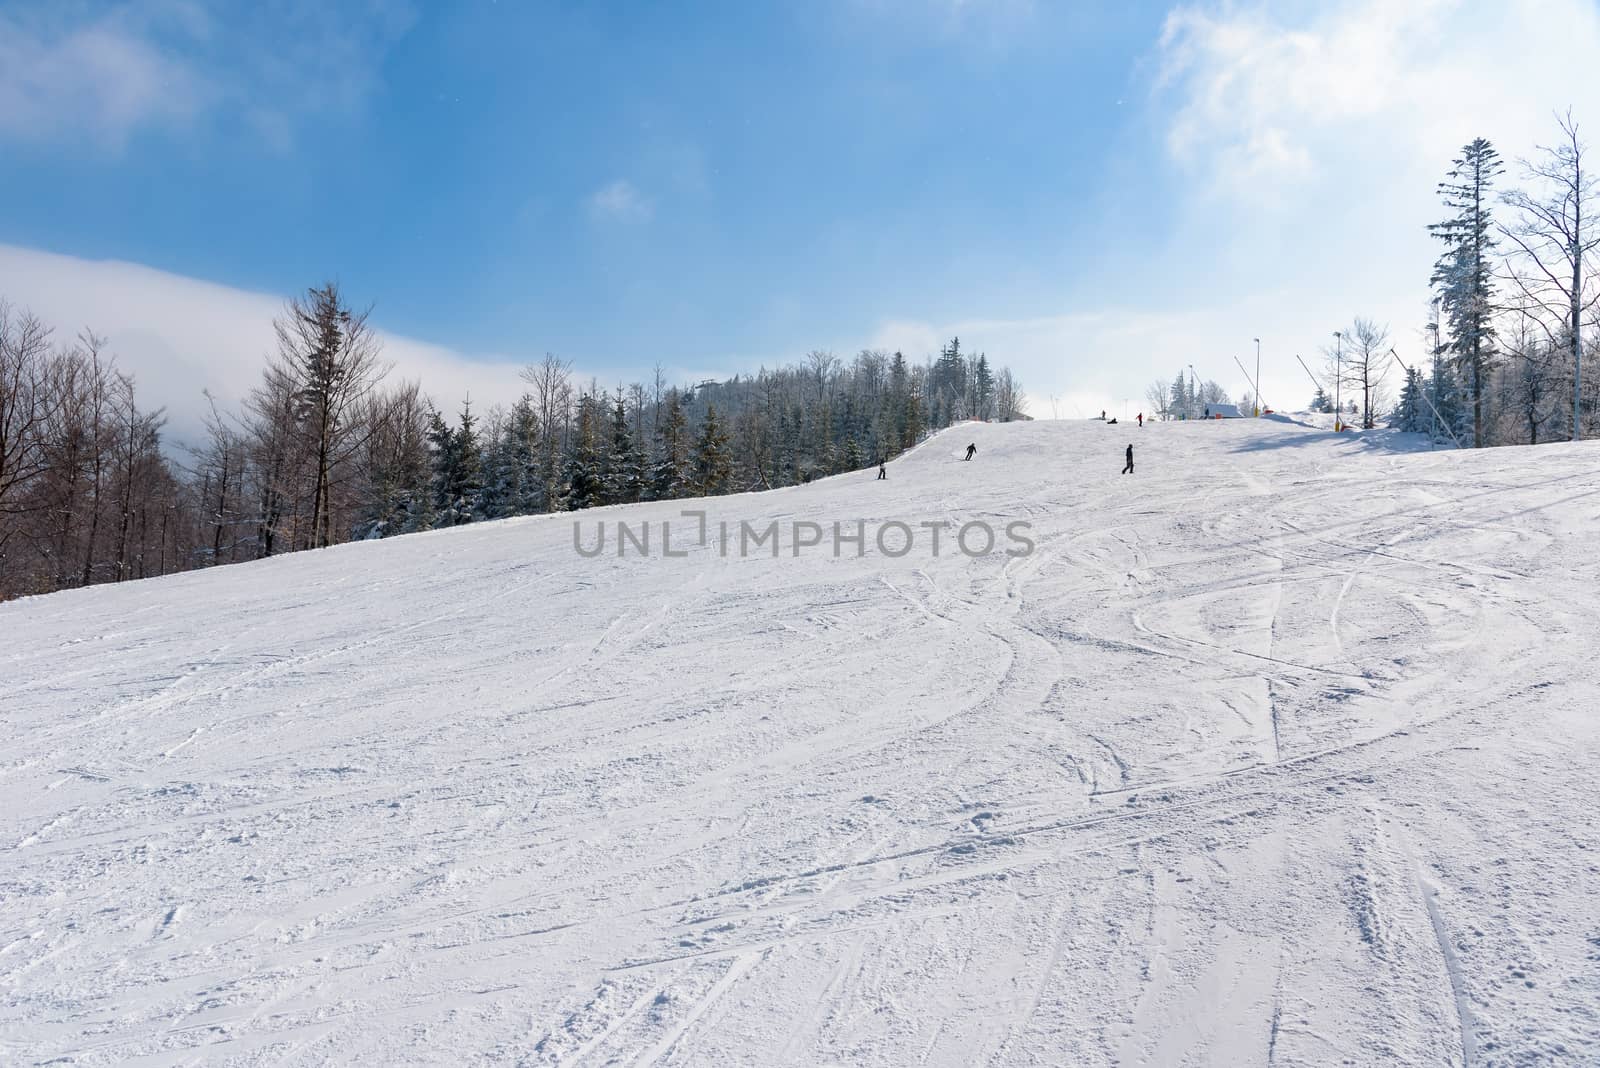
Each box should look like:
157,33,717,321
0,294,1024,600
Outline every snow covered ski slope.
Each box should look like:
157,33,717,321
3,417,1598,1066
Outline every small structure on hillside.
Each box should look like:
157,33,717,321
1207,403,1244,419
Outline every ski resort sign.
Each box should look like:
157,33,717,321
573,510,1035,560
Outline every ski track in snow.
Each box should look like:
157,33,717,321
2,418,1599,1065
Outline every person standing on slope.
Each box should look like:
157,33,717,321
1137,412,1143,427
877,459,887,480
1121,443,1134,475
964,443,977,461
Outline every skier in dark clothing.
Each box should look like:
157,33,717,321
877,460,887,480
1121,443,1134,474
1137,412,1143,427
964,443,977,461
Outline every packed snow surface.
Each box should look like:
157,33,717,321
3,418,1598,1066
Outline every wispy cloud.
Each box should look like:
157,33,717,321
0,4,210,148
1156,0,1600,194
587,179,654,223
0,0,416,152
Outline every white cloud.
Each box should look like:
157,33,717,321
0,5,210,147
1155,0,1599,193
0,1,415,151
587,180,654,223
0,244,530,449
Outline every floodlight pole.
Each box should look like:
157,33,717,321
1333,331,1343,431
1253,337,1261,416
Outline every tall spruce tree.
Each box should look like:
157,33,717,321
482,395,539,518
425,408,456,523
1390,368,1424,431
1429,138,1503,447
1169,372,1192,419
693,403,732,496
604,394,644,505
1428,353,1464,444
428,399,483,526
563,395,604,511
651,389,689,500
974,354,994,420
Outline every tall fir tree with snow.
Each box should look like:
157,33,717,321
901,390,925,451
932,338,966,419
1427,353,1465,445
424,408,452,522
974,355,995,420
889,351,910,443
774,404,800,484
1169,373,1190,419
482,395,540,519
843,437,864,471
1428,138,1503,447
651,389,690,500
428,400,484,526
604,394,644,505
563,395,605,511
693,403,732,496
1390,368,1424,432
506,394,542,514
1310,386,1333,413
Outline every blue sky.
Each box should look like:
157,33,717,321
2,0,1598,437
1,3,1166,353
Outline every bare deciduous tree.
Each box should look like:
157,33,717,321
1338,318,1393,429
1498,312,1559,445
520,353,573,508
0,303,52,543
1500,110,1600,441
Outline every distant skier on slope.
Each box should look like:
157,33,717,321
1137,412,1143,427
964,443,977,461
1121,443,1134,475
877,460,887,480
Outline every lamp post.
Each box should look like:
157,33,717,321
1333,331,1343,431
1253,337,1261,416
1188,363,1198,420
